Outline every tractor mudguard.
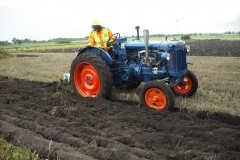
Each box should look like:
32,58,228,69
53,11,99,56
77,46,113,65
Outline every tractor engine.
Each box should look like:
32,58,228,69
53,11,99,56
112,30,189,88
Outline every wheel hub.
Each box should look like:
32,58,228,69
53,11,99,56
86,76,92,85
152,96,159,102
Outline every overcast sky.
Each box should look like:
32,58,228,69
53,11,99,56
0,0,240,41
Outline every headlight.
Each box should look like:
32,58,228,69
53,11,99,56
166,53,170,61
160,52,170,61
186,45,190,53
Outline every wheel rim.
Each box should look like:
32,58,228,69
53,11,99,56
173,76,192,94
74,62,100,97
145,88,167,110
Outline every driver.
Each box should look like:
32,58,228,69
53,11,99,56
87,19,118,60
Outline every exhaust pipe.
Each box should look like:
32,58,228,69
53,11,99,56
135,26,140,40
143,29,149,62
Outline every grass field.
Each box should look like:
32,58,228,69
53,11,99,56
0,52,239,116
0,135,41,160
0,43,85,54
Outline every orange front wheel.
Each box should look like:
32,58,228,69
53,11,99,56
140,81,174,111
173,76,192,95
144,88,168,110
171,70,198,97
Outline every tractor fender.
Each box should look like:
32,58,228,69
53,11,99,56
77,46,113,65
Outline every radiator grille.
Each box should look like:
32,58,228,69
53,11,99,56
168,49,187,76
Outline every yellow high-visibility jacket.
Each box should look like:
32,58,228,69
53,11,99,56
88,27,114,51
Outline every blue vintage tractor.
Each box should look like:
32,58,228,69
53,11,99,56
70,26,198,111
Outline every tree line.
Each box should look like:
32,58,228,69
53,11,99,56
0,37,40,46
0,37,87,46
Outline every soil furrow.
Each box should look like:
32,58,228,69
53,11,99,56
0,120,96,160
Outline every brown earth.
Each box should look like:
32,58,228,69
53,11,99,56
187,39,240,57
0,75,240,160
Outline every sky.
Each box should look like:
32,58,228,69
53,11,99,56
0,0,240,41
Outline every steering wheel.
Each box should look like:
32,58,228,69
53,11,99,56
107,33,120,44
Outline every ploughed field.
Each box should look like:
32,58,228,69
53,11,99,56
187,39,240,57
0,39,240,160
1,76,240,160
39,39,240,57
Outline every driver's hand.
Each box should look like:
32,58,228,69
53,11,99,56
107,42,112,47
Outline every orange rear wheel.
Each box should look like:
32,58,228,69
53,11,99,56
74,62,100,97
70,53,113,99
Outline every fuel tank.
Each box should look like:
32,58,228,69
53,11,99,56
124,39,185,51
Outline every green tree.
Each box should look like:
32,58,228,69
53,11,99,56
16,39,22,45
12,37,17,44
0,41,11,46
181,35,191,40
